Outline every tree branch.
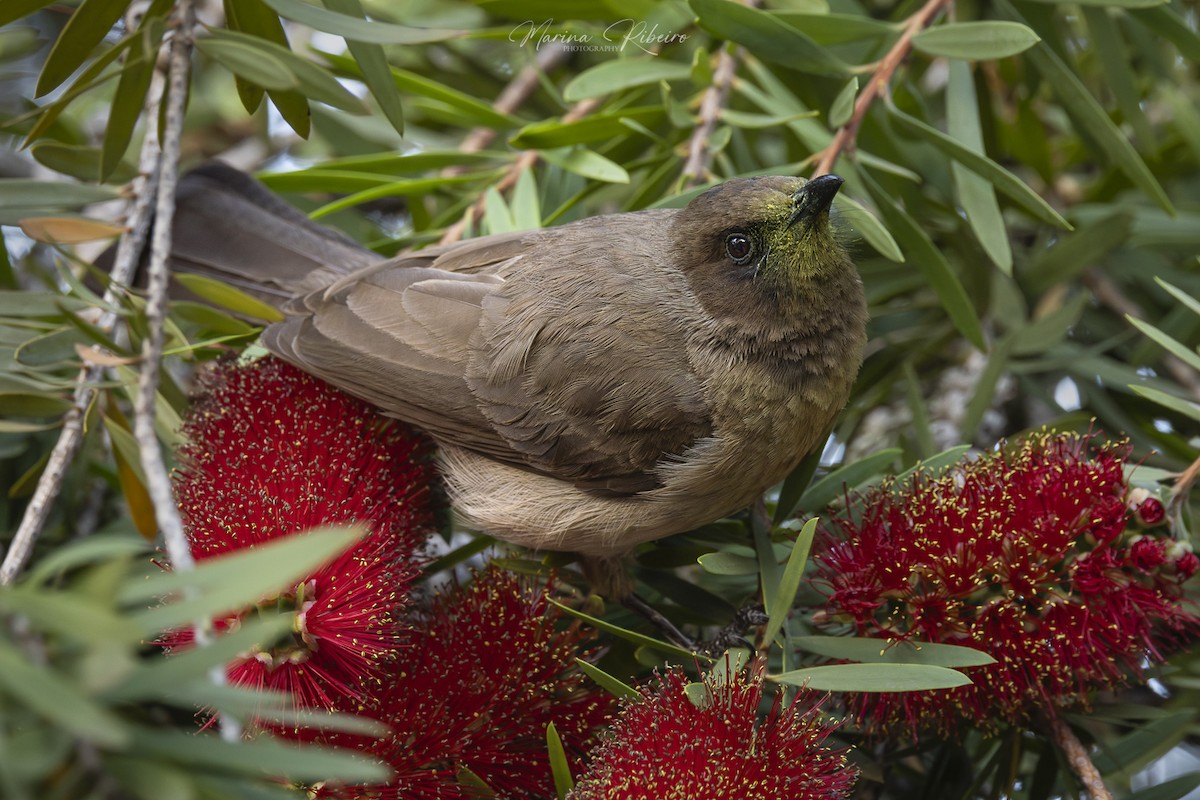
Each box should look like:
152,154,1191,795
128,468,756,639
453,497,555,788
682,44,741,189
1044,714,1114,800
812,0,952,177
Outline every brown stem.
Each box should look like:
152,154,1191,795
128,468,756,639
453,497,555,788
682,45,741,189
1044,714,1114,800
812,0,953,177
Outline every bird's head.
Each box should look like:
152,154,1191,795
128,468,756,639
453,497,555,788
670,175,853,315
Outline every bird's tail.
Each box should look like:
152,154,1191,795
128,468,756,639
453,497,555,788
110,161,380,305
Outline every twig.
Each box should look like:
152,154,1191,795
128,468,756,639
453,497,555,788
811,0,953,177
1044,713,1114,800
438,97,604,245
682,44,742,189
1083,268,1200,403
0,72,166,588
131,0,241,741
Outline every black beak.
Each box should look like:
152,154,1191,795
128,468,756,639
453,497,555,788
789,174,844,226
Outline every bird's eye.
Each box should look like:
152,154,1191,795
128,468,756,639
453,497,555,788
725,232,753,265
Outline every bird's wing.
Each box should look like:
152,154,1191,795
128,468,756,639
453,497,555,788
264,217,713,493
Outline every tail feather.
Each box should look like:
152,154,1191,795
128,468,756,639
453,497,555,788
165,161,379,303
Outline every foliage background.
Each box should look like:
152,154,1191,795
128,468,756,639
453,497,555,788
0,0,1199,798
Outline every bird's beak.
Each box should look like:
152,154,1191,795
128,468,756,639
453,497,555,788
789,174,844,227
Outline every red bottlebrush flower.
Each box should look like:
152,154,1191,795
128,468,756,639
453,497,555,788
567,666,856,800
309,566,614,800
814,430,1200,738
163,356,434,711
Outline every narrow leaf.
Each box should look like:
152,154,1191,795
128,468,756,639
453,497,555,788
772,663,972,691
0,639,130,747
886,105,1070,229
35,0,127,97
689,0,847,75
912,21,1040,59
550,601,695,659
861,171,986,350
948,61,1012,274
998,0,1173,213
546,723,574,799
834,194,904,262
1130,386,1200,422
762,518,818,646
576,659,640,700
794,636,996,667
127,527,364,631
539,147,629,184
174,274,284,322
264,0,462,43
1126,316,1200,373
563,58,692,102
829,77,858,128
798,448,903,511
322,0,405,135
102,17,165,181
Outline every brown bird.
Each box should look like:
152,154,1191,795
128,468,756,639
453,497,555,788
165,163,867,598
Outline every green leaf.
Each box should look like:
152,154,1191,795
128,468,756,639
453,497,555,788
0,588,143,647
798,448,903,512
774,12,899,45
127,526,364,632
1126,316,1200,373
34,0,127,97
1125,773,1200,800
546,723,574,799
262,0,462,43
576,658,640,700
1130,386,1200,423
0,180,119,211
104,615,295,701
762,518,817,646
1132,6,1200,62
1026,211,1131,294
223,0,289,116
913,21,1040,59
482,188,516,235
861,171,986,350
24,534,150,586
550,600,695,659
511,108,663,149
772,663,972,691
539,147,629,184
698,551,759,575
886,106,1070,229
322,0,405,135
1083,7,1155,150
720,109,818,129
102,17,165,181
195,37,298,91
510,168,541,230
0,0,56,27
128,728,391,784
947,62,1012,274
689,0,847,75
998,0,1173,214
829,77,858,128
794,636,996,667
834,194,904,263
1092,710,1196,778
1157,278,1200,318
562,57,691,102
1024,0,1165,6
205,29,365,112
0,638,130,747
174,274,284,322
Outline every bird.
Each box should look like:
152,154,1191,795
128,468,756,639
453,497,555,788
162,162,868,600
